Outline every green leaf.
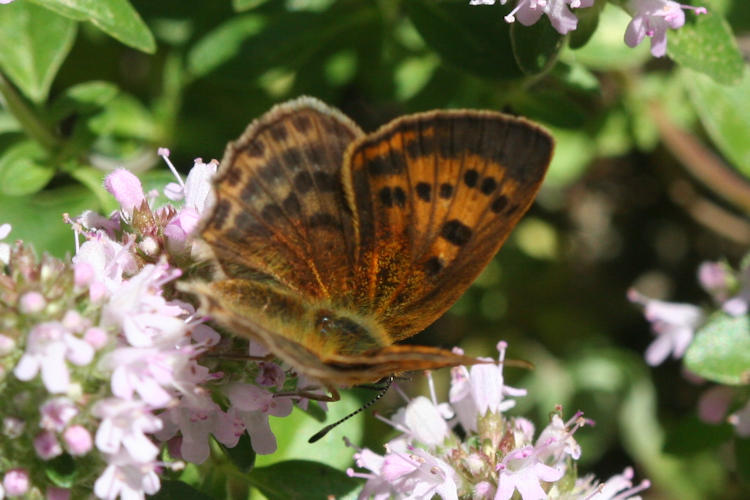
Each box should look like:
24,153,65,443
254,392,364,470
737,437,750,482
0,0,76,102
28,0,156,54
568,0,605,49
663,416,735,454
248,460,359,500
87,93,156,139
44,453,76,488
685,313,750,385
668,1,744,85
187,15,267,78
233,0,271,11
0,184,98,257
0,111,22,135
683,67,750,177
0,140,54,196
221,434,256,473
69,165,118,213
151,480,213,500
394,54,440,101
510,14,563,76
405,0,523,80
49,81,119,121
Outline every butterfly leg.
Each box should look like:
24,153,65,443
272,385,341,402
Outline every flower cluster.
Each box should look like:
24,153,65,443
0,154,300,499
629,258,750,438
470,0,707,57
347,342,650,499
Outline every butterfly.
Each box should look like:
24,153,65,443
186,96,553,398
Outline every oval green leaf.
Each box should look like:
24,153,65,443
28,0,156,54
0,184,98,257
684,67,750,178
0,141,54,196
667,1,744,85
248,460,359,500
685,312,750,385
0,0,76,102
405,0,523,80
510,14,563,76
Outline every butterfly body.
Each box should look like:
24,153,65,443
188,97,553,389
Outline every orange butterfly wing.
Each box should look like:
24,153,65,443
342,111,553,340
198,97,363,298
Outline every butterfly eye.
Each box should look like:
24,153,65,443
315,311,335,335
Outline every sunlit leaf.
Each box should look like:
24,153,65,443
685,313,750,385
668,0,743,85
28,0,156,53
684,67,750,177
0,1,76,102
0,140,54,196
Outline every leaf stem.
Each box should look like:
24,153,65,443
0,72,61,151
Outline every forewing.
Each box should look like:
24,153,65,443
199,97,364,299
343,110,553,340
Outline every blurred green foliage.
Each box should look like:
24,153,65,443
1,0,750,498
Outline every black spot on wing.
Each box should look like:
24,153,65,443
246,140,265,158
464,169,479,188
440,219,472,247
212,200,231,230
294,171,314,193
416,182,431,202
424,256,444,276
439,183,453,200
491,195,508,213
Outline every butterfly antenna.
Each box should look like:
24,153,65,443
308,375,394,443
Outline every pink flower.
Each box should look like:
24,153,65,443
156,396,244,463
34,430,63,460
93,450,160,500
496,446,564,500
73,231,138,300
394,396,451,447
19,291,45,314
225,383,293,454
104,346,181,408
507,0,594,34
534,412,587,463
625,0,707,57
255,361,285,388
576,466,651,499
40,397,78,432
92,398,162,462
384,444,459,500
470,0,594,35
628,289,704,366
104,168,145,215
46,487,71,500
13,321,95,393
3,469,29,496
64,425,93,455
162,155,218,248
449,342,526,432
101,262,186,348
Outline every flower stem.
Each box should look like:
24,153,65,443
0,72,61,152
